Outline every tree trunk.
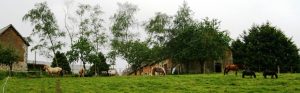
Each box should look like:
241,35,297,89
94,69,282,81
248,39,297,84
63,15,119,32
258,65,261,72
290,66,293,73
83,62,86,71
9,64,13,76
94,64,97,76
187,62,190,74
203,62,206,74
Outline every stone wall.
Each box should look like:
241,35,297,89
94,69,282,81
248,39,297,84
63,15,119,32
0,62,28,71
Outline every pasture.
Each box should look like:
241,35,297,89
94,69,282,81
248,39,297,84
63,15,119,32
2,73,300,93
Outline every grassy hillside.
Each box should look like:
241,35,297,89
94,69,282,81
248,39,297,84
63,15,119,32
3,73,300,93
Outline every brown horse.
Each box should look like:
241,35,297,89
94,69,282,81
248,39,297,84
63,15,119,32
79,68,85,77
151,67,166,76
224,64,239,75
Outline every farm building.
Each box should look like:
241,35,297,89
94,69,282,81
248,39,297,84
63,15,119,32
129,49,233,75
0,24,30,71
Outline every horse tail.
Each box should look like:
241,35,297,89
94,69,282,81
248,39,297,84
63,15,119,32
162,68,166,75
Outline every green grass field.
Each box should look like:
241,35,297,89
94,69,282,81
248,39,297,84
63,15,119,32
2,73,300,93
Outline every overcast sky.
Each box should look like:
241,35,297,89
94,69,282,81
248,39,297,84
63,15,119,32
1,0,300,70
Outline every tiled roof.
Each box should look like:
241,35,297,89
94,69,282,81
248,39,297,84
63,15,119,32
0,24,30,46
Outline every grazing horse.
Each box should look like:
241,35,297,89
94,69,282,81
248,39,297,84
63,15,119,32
242,69,256,78
151,67,166,76
263,70,278,79
224,64,239,75
108,69,117,76
43,65,63,76
79,68,85,77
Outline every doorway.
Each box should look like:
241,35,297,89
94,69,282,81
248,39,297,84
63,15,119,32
215,63,222,73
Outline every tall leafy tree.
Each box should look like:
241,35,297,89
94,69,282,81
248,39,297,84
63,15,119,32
232,22,300,72
68,37,94,71
0,45,19,76
88,52,109,76
145,12,172,47
166,18,231,73
23,2,65,66
51,51,71,74
67,4,106,71
172,1,194,37
90,5,106,53
125,40,151,72
109,2,138,67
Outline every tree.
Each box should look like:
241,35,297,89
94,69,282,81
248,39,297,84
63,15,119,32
89,5,106,52
109,2,138,67
124,40,151,72
88,52,109,76
23,2,65,66
172,1,194,37
51,51,71,74
67,4,106,71
165,18,231,73
0,45,19,76
145,12,172,47
231,39,247,65
67,37,94,71
232,22,300,72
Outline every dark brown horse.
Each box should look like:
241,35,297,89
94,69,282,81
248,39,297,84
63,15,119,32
263,70,278,79
151,67,166,76
224,64,240,75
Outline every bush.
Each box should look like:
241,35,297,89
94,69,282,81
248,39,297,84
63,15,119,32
0,71,8,80
13,72,29,78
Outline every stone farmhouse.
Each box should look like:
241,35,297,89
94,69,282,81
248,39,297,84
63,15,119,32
0,24,29,71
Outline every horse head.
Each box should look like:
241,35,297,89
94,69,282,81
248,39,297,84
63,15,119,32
43,65,50,71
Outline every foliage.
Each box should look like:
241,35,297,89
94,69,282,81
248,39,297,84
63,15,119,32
165,18,231,71
145,12,172,47
51,51,71,74
124,41,151,70
110,2,138,40
232,22,300,72
109,2,139,67
172,1,194,37
88,52,109,76
4,74,300,92
67,37,94,70
67,4,106,70
23,2,65,66
0,71,8,80
0,45,19,76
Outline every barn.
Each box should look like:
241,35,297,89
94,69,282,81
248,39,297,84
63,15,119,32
129,49,233,75
0,24,30,71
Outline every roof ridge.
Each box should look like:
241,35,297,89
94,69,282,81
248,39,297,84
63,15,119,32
0,24,30,46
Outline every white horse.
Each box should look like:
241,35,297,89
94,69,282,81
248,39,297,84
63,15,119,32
43,65,63,76
108,69,117,76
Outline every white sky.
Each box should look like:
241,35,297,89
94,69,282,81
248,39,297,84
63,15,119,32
1,0,300,70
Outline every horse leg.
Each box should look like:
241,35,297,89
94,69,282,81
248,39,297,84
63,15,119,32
271,75,274,79
235,70,237,76
224,68,227,75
